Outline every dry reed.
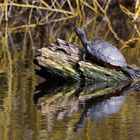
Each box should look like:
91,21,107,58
0,0,139,48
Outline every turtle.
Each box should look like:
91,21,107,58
74,27,140,79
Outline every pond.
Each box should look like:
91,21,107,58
0,33,140,140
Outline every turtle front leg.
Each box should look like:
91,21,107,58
79,53,86,61
83,53,86,61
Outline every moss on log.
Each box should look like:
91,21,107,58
33,39,137,82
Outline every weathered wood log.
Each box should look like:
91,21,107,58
33,39,138,82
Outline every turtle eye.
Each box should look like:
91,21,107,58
79,29,85,34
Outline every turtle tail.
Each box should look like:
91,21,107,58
121,66,140,79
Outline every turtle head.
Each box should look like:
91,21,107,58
74,27,88,47
74,27,86,37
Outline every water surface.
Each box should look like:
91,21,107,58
0,50,140,140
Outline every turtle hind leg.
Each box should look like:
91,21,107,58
79,53,86,61
121,66,140,79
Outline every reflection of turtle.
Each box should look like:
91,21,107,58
74,27,140,79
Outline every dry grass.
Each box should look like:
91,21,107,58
0,0,140,48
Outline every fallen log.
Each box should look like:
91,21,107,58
33,39,138,82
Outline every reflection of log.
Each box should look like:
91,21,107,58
34,81,140,134
34,39,130,82
34,81,130,119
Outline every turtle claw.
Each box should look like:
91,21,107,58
130,71,140,79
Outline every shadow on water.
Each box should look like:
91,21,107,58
33,80,140,134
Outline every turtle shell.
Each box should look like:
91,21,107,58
87,40,127,67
